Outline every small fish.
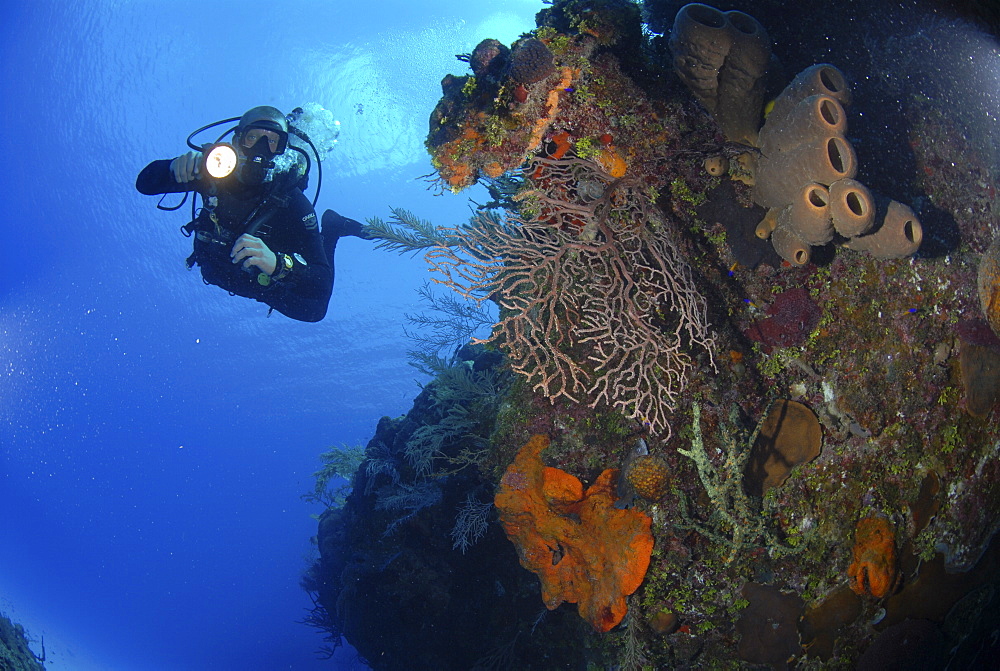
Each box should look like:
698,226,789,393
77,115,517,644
719,141,762,159
563,86,575,93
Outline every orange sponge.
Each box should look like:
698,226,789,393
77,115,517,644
495,434,654,632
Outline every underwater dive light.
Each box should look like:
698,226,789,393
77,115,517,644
203,143,239,179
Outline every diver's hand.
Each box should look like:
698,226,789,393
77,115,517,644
231,234,277,275
169,151,202,183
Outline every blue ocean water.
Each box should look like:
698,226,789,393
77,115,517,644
0,1,537,669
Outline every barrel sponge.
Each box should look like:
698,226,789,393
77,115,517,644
765,64,852,130
844,199,923,259
753,133,857,208
829,178,875,238
670,3,771,143
786,183,834,246
771,214,812,266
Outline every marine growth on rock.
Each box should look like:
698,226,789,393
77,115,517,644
848,516,898,599
494,434,654,632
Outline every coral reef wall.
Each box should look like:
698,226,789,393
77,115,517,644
0,613,44,671
308,1,1000,668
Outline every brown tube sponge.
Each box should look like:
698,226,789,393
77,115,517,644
844,200,923,259
753,133,857,208
670,4,771,143
765,64,852,130
771,216,812,266
786,183,833,245
715,10,772,144
704,155,729,176
670,4,732,113
829,178,875,238
756,207,779,239
759,95,847,156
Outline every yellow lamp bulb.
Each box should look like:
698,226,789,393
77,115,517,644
204,144,237,179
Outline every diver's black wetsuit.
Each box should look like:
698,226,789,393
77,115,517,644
136,160,333,322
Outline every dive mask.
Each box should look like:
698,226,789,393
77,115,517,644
201,121,290,186
240,121,288,156
236,121,289,185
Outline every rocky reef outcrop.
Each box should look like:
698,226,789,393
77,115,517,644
0,612,44,671
306,0,1000,667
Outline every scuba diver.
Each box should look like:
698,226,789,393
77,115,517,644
135,105,368,322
